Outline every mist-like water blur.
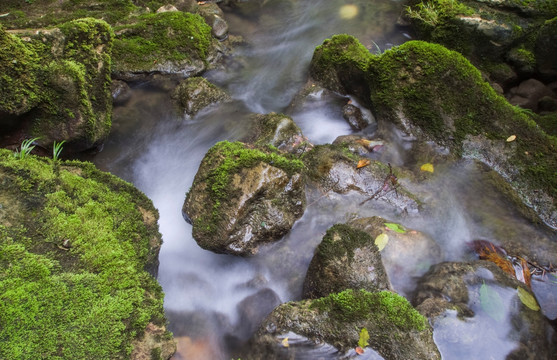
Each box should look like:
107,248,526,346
87,1,557,359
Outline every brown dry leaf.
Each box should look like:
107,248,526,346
355,346,364,355
355,139,372,148
479,246,515,277
520,258,532,288
357,159,371,169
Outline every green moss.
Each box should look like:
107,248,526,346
112,12,212,72
0,24,40,115
311,289,427,331
316,224,374,263
0,149,167,359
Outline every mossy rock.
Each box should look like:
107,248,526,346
310,35,557,228
0,148,174,359
171,76,231,118
302,223,392,299
246,289,440,359
112,11,215,77
242,113,309,154
182,141,306,256
404,0,556,81
0,18,114,152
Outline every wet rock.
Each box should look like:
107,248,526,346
342,103,368,130
242,113,311,154
171,77,231,118
198,2,229,40
303,223,392,299
182,141,306,256
111,80,132,106
332,135,385,156
535,18,557,81
234,288,282,341
302,144,420,215
349,216,442,296
156,4,179,13
507,78,556,112
246,289,440,359
413,261,553,359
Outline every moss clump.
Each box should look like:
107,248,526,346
0,149,168,359
0,24,40,115
315,224,374,264
112,11,212,72
311,289,427,331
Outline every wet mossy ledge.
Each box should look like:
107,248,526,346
0,149,174,359
310,35,557,228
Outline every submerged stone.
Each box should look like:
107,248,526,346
413,261,553,359
171,76,231,118
182,141,305,256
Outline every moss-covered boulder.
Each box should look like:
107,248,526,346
413,261,553,359
310,36,557,228
182,141,306,255
0,149,174,359
0,18,113,152
246,289,440,359
302,143,421,214
112,11,217,79
303,224,392,299
171,76,231,118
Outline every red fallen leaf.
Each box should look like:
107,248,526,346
467,239,507,257
355,346,364,355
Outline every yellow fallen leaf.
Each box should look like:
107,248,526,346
506,135,516,142
281,337,289,348
355,139,372,148
420,163,434,173
374,233,389,251
357,159,370,169
517,287,540,311
339,4,359,19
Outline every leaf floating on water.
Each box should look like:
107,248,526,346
281,337,289,348
506,135,517,142
517,287,540,311
374,233,389,251
384,222,406,234
355,346,364,355
358,328,369,349
480,282,505,322
420,163,434,173
357,159,371,169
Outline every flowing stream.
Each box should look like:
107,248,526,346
87,1,556,359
